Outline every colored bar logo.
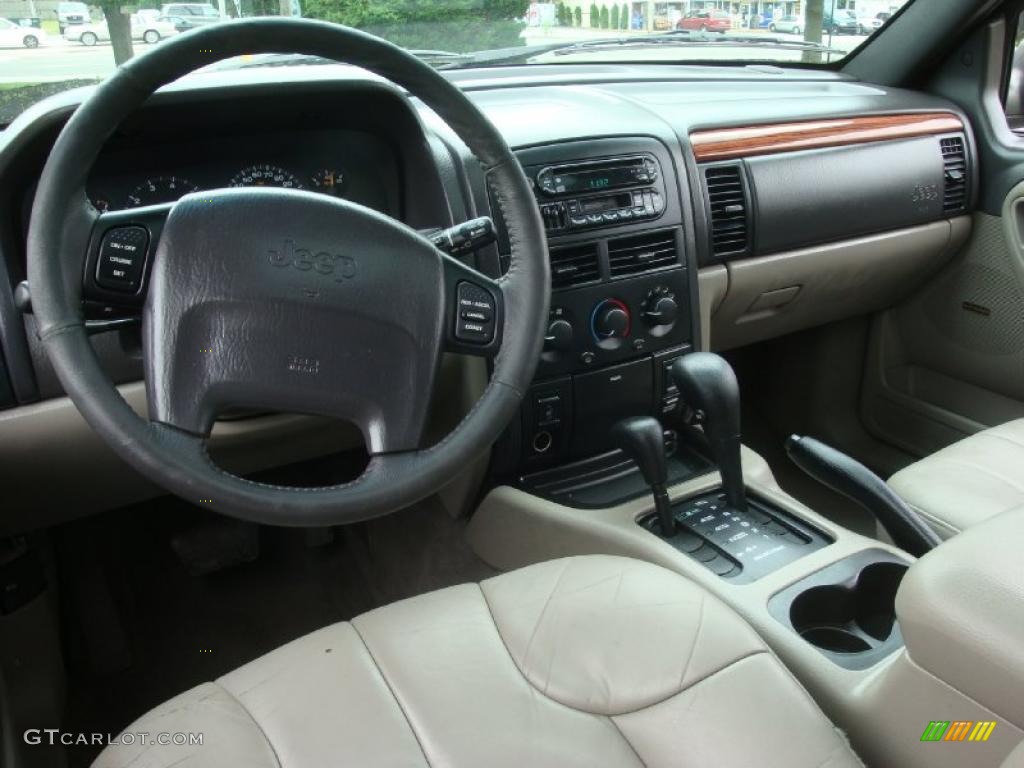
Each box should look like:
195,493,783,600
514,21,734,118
921,721,996,743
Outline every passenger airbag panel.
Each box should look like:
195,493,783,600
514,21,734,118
748,136,949,254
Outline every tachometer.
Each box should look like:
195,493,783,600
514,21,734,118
230,164,302,189
126,176,198,208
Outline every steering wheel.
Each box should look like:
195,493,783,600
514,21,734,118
26,19,549,526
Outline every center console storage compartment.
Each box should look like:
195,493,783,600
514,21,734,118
768,549,909,670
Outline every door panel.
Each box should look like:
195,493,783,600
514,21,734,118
862,208,1024,458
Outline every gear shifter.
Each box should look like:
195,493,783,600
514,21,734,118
671,353,747,512
611,416,675,536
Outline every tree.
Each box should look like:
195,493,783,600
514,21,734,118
599,5,609,28
589,3,598,27
620,3,628,29
302,0,530,52
802,0,824,63
573,5,581,26
610,4,619,30
95,0,134,65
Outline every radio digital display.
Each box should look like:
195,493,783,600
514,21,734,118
558,167,638,194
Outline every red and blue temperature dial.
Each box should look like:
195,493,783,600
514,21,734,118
590,298,631,342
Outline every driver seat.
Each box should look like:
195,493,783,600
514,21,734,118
94,555,862,767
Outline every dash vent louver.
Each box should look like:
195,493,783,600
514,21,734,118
549,242,601,289
941,136,968,215
607,230,679,277
704,164,750,258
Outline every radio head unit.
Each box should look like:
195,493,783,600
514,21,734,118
528,154,665,234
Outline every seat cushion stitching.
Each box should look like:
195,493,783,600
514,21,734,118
476,581,766,717
676,594,705,690
605,712,647,767
519,558,572,670
208,680,284,768
349,620,433,768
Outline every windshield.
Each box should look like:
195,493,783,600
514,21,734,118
1,0,909,125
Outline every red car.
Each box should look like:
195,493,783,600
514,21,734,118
676,9,732,32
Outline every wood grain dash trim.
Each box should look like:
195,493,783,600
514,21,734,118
691,113,964,162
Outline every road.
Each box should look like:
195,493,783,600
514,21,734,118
1,39,125,82
1,28,866,84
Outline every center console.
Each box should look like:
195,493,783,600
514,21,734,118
491,136,699,479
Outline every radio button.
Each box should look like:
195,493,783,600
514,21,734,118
569,216,587,228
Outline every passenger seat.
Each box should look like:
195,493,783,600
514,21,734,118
887,419,1024,539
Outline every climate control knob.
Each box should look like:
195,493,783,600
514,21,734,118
591,299,631,341
544,318,574,351
641,287,679,331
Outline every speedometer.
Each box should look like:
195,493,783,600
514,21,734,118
230,164,302,189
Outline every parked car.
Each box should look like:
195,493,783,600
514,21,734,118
64,13,180,45
768,14,802,34
0,16,47,47
857,14,883,34
159,3,223,31
676,9,731,32
55,0,88,33
822,8,859,34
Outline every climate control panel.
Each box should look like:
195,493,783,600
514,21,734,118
538,270,691,378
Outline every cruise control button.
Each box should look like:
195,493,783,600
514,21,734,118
95,225,149,293
455,281,496,344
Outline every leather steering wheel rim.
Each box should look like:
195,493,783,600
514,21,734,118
26,18,550,526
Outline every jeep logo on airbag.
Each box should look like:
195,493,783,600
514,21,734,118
267,239,357,281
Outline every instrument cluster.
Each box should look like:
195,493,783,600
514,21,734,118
86,129,396,215
91,164,346,212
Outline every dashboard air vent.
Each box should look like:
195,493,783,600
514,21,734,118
941,136,967,214
549,242,600,289
607,230,679,277
704,164,750,258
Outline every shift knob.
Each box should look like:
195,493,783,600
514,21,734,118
611,416,674,535
671,353,746,511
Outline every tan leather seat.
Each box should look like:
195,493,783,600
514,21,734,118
888,419,1024,539
93,555,861,768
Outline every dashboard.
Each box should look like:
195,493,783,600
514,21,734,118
87,128,399,214
0,64,977,530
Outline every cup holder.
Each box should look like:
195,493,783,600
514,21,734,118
789,561,908,655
